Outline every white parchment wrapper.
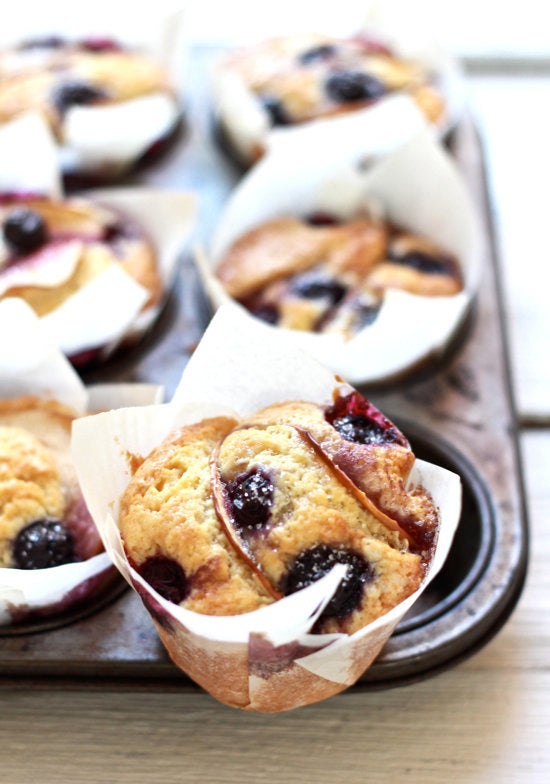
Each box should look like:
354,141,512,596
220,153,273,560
0,4,186,175
213,1,465,165
0,299,163,625
0,114,195,359
197,109,481,385
0,113,63,200
72,304,462,711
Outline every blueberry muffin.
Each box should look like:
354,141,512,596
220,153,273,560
119,389,438,635
217,33,446,163
216,213,462,339
0,396,103,569
0,35,178,173
0,192,160,323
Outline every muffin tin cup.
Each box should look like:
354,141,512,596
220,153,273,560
0,53,528,698
62,115,187,191
0,569,126,638
360,422,513,687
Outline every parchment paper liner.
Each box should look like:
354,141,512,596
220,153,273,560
0,298,163,625
72,304,461,711
0,114,196,359
0,4,186,175
212,1,465,165
196,106,481,385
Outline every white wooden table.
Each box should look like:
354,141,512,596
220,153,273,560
0,69,548,784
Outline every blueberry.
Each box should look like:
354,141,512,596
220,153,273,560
325,70,386,103
103,220,136,244
3,207,48,254
283,544,373,619
19,36,65,50
331,414,400,445
260,94,290,126
325,391,406,446
12,518,75,570
250,303,279,325
305,212,340,226
226,468,274,532
298,44,337,65
78,37,122,53
138,556,189,605
390,249,455,276
52,80,107,114
291,274,347,306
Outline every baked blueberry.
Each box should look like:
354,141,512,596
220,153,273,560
331,414,401,445
52,80,108,114
305,212,340,226
291,274,347,306
260,94,291,126
325,391,405,446
226,468,274,532
325,70,386,103
79,37,122,53
3,207,48,254
12,518,75,570
18,36,65,50
250,303,279,325
138,556,189,604
298,44,338,64
390,249,455,276
283,544,373,619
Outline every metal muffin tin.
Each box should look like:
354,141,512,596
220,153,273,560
0,48,528,688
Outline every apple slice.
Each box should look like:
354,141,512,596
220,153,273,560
210,420,412,603
210,440,282,601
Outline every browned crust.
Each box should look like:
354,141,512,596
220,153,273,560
216,216,388,300
0,396,76,430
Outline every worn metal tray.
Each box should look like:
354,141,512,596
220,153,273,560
0,47,528,690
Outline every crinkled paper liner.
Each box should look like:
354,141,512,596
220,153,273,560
212,1,466,165
0,114,195,357
0,298,163,625
196,108,481,385
0,3,186,174
72,304,462,711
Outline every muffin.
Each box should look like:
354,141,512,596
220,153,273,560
119,389,439,636
216,212,462,340
0,192,161,358
0,34,179,176
0,396,102,571
71,302,462,710
215,32,447,164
